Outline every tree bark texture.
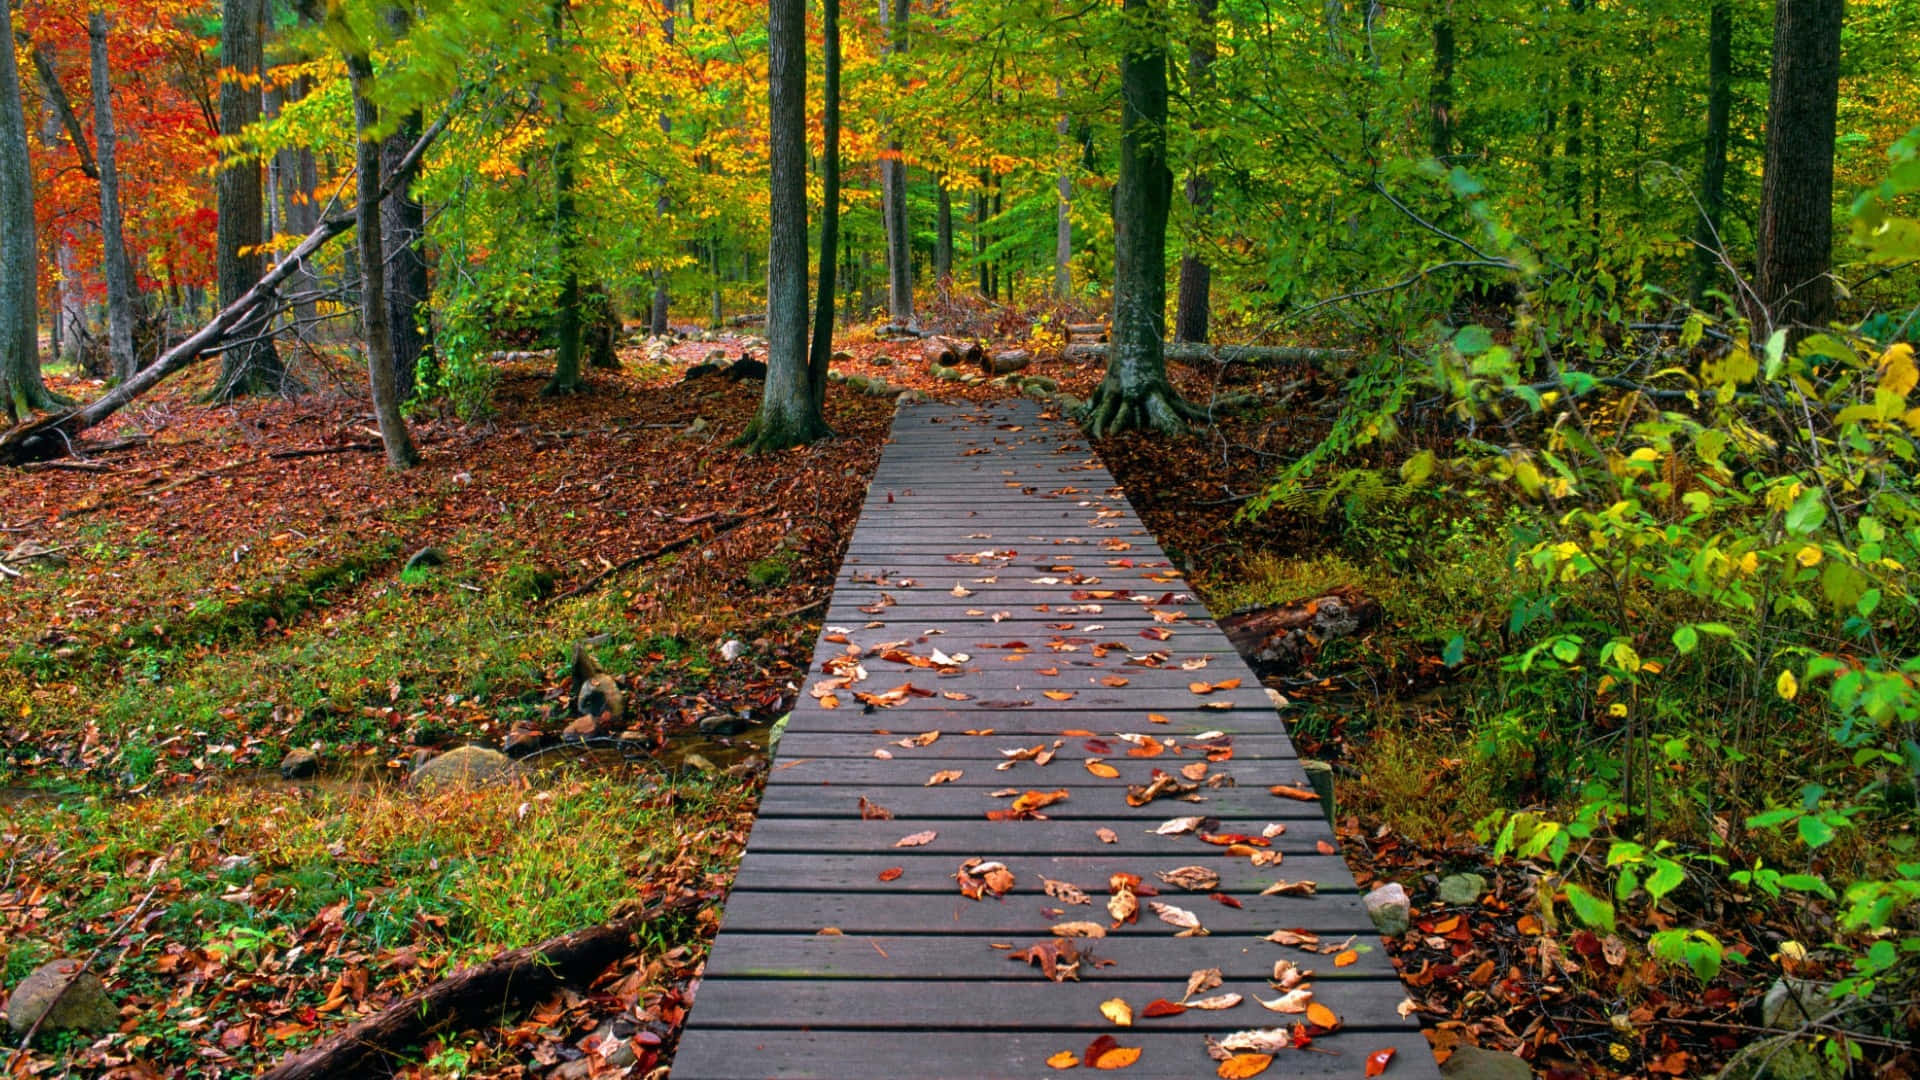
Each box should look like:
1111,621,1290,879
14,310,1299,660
935,177,953,289
650,0,676,337
1690,0,1733,304
742,0,829,450
90,15,141,382
544,1,583,395
1173,0,1217,344
1083,0,1200,438
347,54,419,470
880,0,913,324
215,0,286,399
1056,110,1073,300
378,7,429,399
1,0,55,421
1753,0,1842,332
808,0,841,411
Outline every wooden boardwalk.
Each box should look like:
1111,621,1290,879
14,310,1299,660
673,400,1439,1079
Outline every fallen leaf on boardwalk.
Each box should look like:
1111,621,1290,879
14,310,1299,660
1043,877,1091,905
1100,676,1130,687
1147,713,1170,724
1210,1028,1292,1055
942,691,972,701
1151,901,1207,936
926,769,963,785
1396,998,1418,1019
858,796,894,820
1085,761,1121,779
1089,1045,1141,1070
1013,789,1070,813
898,730,941,747
1141,998,1187,1018
1107,887,1139,925
1334,949,1359,967
1216,1054,1273,1079
1099,997,1133,1026
1184,968,1224,1001
1366,1048,1397,1076
1124,736,1165,758
1156,866,1220,892
894,830,937,847
1269,959,1309,989
951,585,973,597
1257,988,1313,1013
1305,1002,1340,1030
1155,816,1206,835
871,748,891,759
1189,678,1241,694
1096,828,1118,843
1199,832,1268,847
1264,929,1320,947
820,693,841,709
875,865,905,882
1261,823,1287,838
818,927,843,935
1180,762,1209,781
1261,880,1317,897
1051,921,1107,938
1044,690,1077,701
1209,892,1244,909
1009,937,1082,980
1316,840,1337,855
1186,993,1243,1010
1268,784,1318,801
1047,1050,1081,1069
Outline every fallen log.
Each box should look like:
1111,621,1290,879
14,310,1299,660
259,892,706,1080
922,336,984,370
980,349,1031,376
1062,342,1353,368
1066,324,1107,342
1219,586,1383,675
0,96,465,468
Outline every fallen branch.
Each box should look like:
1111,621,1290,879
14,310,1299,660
258,891,706,1080
546,512,763,603
1062,342,1353,368
0,95,466,468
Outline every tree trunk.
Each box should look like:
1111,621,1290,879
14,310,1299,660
215,0,286,399
1082,0,1199,439
935,177,953,291
90,15,141,382
740,0,829,451
973,180,990,299
586,284,621,369
808,0,841,411
544,1,583,395
880,0,913,325
649,0,676,337
1690,0,1733,304
1174,0,1217,344
1753,0,1841,333
1428,5,1455,160
1055,109,1073,300
377,9,429,400
347,55,418,469
0,0,56,421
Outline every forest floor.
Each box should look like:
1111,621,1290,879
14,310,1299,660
1,320,1882,1078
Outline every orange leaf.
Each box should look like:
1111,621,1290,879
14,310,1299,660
1044,690,1077,701
1334,949,1359,967
1140,998,1187,1018
1269,785,1319,801
1147,713,1170,724
1215,678,1242,690
1101,676,1130,687
1047,1050,1081,1069
1091,1046,1142,1070
1365,1048,1397,1076
1305,1001,1340,1029
1086,761,1121,778
877,867,904,882
1316,840,1337,855
1216,1054,1273,1078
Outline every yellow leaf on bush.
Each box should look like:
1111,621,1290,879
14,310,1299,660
1879,343,1918,397
1777,669,1799,701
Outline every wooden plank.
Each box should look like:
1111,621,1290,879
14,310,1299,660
752,785,1330,822
729,852,1363,896
761,757,1294,787
770,732,1304,759
732,817,1341,856
709,891,1379,936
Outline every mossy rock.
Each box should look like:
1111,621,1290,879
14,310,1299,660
409,745,514,791
5,959,118,1039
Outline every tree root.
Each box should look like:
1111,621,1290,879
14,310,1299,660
1076,378,1208,439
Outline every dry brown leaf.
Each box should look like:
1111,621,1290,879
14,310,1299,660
1260,880,1318,897
893,830,937,847
1155,816,1205,835
1211,1029,1291,1055
1185,993,1243,1011
1257,988,1313,1014
877,867,904,882
1095,827,1118,844
1151,901,1207,937
1264,929,1320,947
1052,921,1107,938
1107,888,1139,925
925,769,963,786
1180,762,1209,781
1043,877,1091,905
1099,998,1133,1026
1183,968,1223,1001
1268,784,1318,801
1156,866,1220,892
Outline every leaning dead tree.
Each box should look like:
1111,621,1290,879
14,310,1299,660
0,98,463,467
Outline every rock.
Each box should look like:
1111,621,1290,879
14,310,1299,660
685,416,710,436
5,959,119,1038
1363,882,1411,937
1438,872,1489,906
403,546,447,573
1760,978,1872,1035
682,752,717,774
502,726,547,758
279,748,320,780
831,349,855,363
725,756,767,779
870,355,893,367
562,716,598,739
409,745,512,791
1266,687,1290,708
718,639,747,663
698,713,751,737
1721,1036,1845,1080
1439,1046,1533,1080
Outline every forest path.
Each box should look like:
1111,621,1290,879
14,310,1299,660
671,399,1439,1078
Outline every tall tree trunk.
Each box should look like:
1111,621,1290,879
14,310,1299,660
1083,0,1199,438
347,53,418,469
650,0,676,337
379,7,430,400
1753,0,1842,333
935,177,953,292
1055,108,1073,301
1,0,56,421
880,0,913,324
1174,0,1217,344
740,0,829,450
1429,3,1455,159
91,15,140,381
974,178,990,298
808,0,841,411
215,0,286,398
1691,0,1733,304
544,1,583,395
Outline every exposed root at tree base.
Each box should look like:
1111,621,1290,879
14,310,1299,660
1077,381,1209,439
733,415,834,453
